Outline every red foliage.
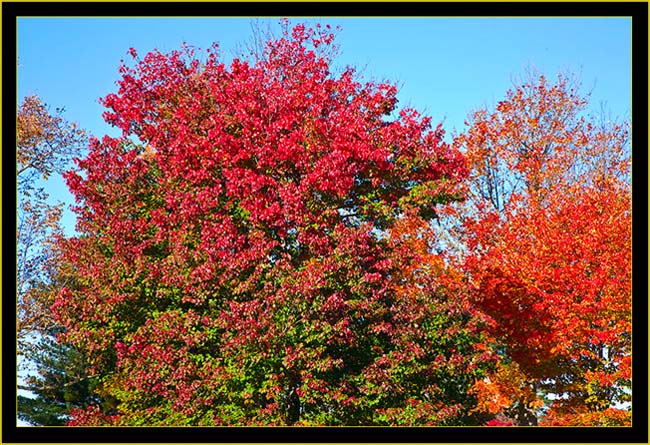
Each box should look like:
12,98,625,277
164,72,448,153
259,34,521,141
67,405,120,426
458,73,631,425
486,417,515,426
53,22,480,426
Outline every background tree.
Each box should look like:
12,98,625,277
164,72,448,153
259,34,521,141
17,95,86,353
455,72,631,425
16,95,90,424
17,330,100,426
52,21,493,426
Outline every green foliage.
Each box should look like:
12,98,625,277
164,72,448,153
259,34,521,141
52,22,490,426
18,332,99,426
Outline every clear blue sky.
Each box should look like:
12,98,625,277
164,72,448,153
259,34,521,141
17,17,631,235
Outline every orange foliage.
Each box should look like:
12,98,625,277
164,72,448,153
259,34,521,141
16,95,86,356
471,361,542,416
457,72,631,425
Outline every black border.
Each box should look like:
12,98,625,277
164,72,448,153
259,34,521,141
1,1,649,17
3,2,648,443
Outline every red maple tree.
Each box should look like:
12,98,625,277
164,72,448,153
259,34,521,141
53,22,490,426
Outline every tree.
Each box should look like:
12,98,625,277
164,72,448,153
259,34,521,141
17,330,100,426
52,21,490,426
382,213,496,426
17,95,85,353
455,72,631,425
17,238,102,426
16,94,92,425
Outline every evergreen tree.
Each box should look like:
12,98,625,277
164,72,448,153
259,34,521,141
18,329,100,426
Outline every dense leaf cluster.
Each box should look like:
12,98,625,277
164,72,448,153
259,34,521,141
456,73,631,425
27,23,631,427
52,22,490,426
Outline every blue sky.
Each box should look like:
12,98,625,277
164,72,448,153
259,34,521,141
17,17,631,235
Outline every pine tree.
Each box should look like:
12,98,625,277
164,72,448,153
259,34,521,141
18,329,100,426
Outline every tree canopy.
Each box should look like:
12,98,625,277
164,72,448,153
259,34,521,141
53,22,492,426
456,73,631,426
20,22,632,428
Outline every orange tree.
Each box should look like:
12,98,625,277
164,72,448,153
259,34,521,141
455,73,631,425
17,95,86,354
53,22,493,426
